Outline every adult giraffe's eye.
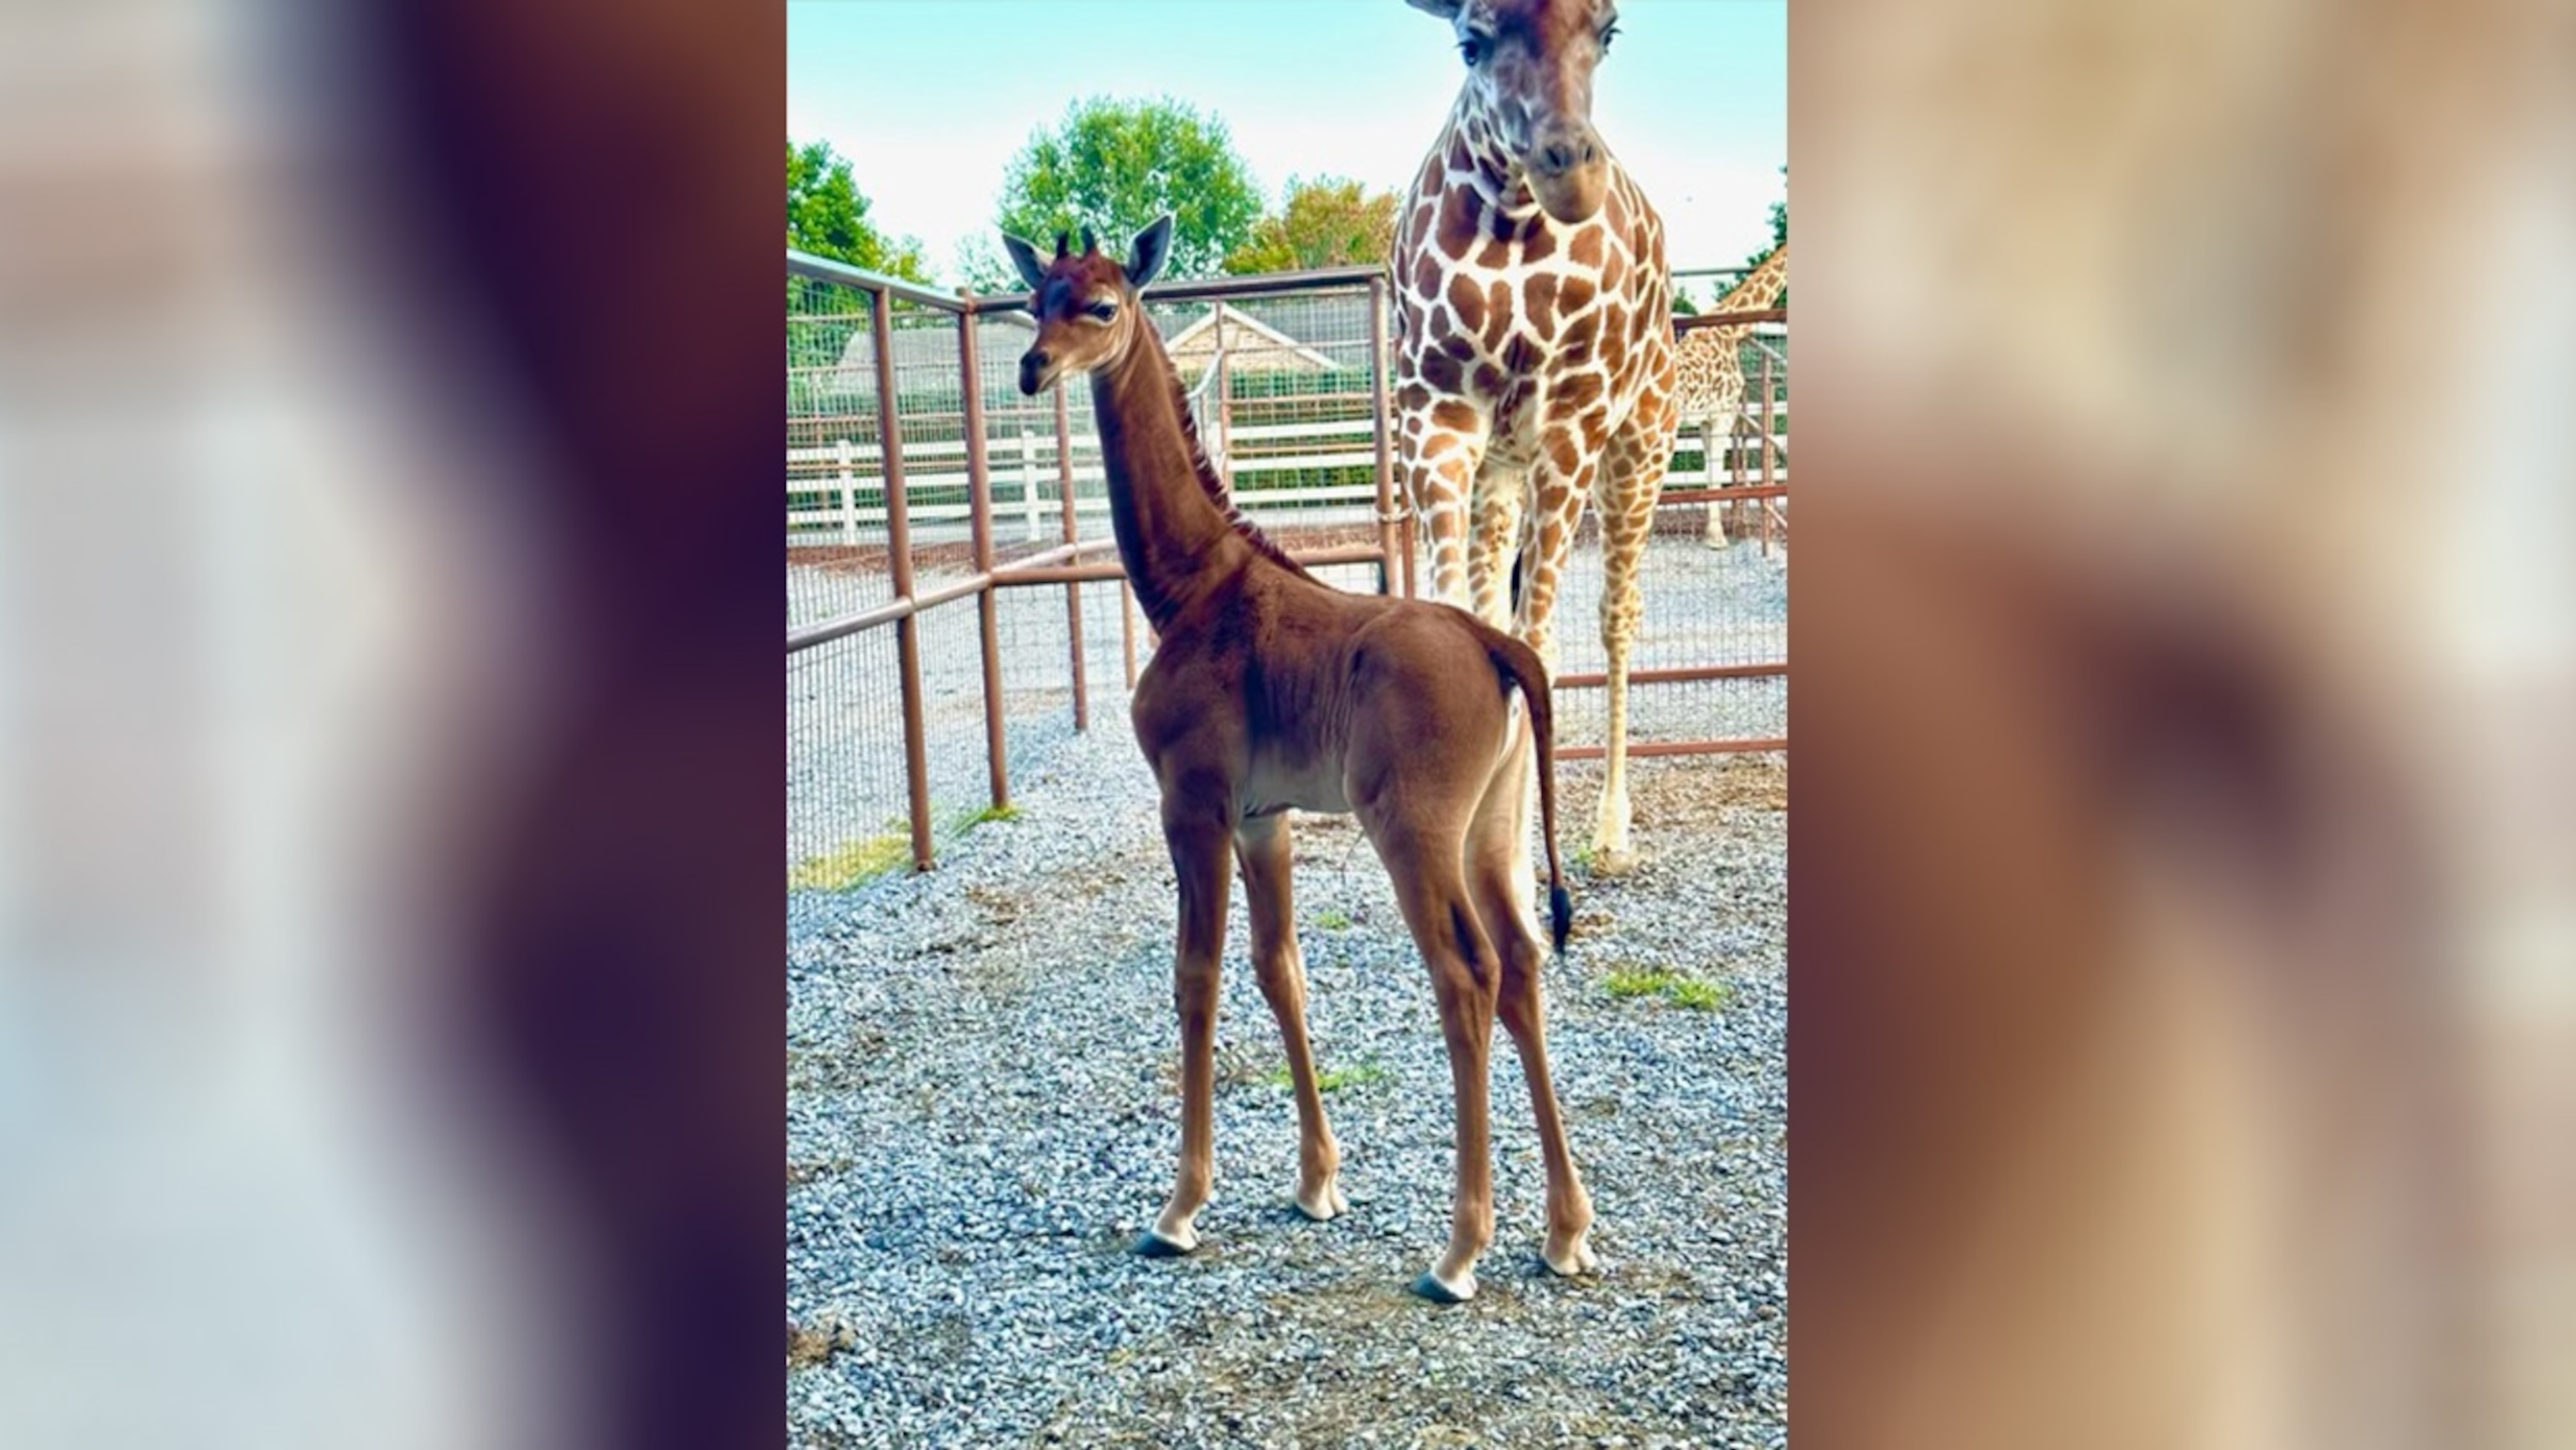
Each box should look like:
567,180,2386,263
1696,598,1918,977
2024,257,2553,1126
1458,33,1490,66
1600,22,1619,51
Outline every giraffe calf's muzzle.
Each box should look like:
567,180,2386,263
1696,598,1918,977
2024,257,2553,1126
1017,349,1054,397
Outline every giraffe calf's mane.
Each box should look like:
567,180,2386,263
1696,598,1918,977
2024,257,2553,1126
1147,331,1316,584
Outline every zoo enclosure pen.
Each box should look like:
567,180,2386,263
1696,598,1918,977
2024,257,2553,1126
788,250,1786,874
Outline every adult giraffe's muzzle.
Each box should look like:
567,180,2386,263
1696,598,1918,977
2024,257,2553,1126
1526,121,1607,225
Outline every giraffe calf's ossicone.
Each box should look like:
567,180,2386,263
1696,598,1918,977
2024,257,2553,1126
1005,216,1592,1304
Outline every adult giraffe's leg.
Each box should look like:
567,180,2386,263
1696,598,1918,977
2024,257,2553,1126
1398,395,1488,611
1591,430,1667,871
1492,445,1596,912
1234,813,1345,1222
1515,444,1597,672
1467,771,1597,1277
1135,794,1234,1258
1701,412,1729,548
1466,460,1527,633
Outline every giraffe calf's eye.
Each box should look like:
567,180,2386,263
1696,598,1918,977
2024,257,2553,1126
1084,301,1117,320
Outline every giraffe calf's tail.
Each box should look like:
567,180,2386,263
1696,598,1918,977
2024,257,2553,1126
1479,626,1573,954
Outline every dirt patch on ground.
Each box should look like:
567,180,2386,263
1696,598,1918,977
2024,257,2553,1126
786,1312,859,1369
1632,751,1786,819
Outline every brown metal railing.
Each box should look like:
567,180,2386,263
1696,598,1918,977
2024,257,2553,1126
787,251,1785,874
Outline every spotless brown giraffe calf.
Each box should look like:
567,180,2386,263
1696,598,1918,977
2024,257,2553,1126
1005,216,1597,1302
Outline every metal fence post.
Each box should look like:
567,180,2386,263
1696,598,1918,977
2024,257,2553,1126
1212,302,1233,491
1367,276,1399,597
1019,414,1041,543
1120,581,1138,689
959,304,1009,811
1758,347,1776,557
836,439,856,545
1053,380,1088,731
870,289,936,871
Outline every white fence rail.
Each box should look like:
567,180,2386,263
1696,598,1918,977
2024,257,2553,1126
787,412,1791,541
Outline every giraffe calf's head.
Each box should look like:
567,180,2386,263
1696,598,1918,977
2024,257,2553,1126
1001,216,1176,396
1409,0,1619,225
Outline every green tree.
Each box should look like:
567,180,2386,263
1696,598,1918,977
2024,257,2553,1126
986,97,1264,285
788,139,930,283
1222,175,1401,275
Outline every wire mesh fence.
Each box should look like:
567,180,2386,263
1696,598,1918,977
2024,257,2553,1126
786,252,1786,888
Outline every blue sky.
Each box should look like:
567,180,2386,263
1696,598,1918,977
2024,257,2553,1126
788,0,1785,286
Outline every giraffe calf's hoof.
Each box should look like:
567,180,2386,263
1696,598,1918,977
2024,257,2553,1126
1412,1268,1478,1304
1293,1181,1348,1222
1130,1226,1198,1259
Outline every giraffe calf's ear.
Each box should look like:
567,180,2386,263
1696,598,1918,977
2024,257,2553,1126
1128,213,1176,288
1000,232,1048,293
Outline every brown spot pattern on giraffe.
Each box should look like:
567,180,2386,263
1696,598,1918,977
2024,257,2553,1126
1448,273,1485,335
1545,428,1579,474
1524,273,1559,342
1483,282,1514,352
1436,186,1481,257
1558,310,1599,366
1556,371,1605,413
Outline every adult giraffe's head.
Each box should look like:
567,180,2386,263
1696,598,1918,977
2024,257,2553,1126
1000,215,1175,396
1408,0,1622,226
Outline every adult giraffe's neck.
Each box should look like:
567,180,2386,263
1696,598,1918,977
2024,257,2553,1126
1085,323,1251,631
1718,245,1789,313
1436,98,1536,220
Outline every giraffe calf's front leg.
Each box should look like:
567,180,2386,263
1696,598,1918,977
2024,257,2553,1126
1136,805,1234,1259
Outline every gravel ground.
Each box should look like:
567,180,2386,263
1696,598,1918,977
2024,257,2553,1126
787,720,1788,1447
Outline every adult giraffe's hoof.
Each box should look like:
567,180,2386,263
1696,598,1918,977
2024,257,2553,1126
1543,1231,1600,1277
1292,1178,1348,1222
1130,1225,1198,1258
1411,1267,1477,1304
1587,845,1643,878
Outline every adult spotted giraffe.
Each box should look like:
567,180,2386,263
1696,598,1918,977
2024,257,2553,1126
1674,241,1789,544
1389,0,1677,872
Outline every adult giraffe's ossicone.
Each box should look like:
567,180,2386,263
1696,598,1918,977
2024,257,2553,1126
1390,0,1679,876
